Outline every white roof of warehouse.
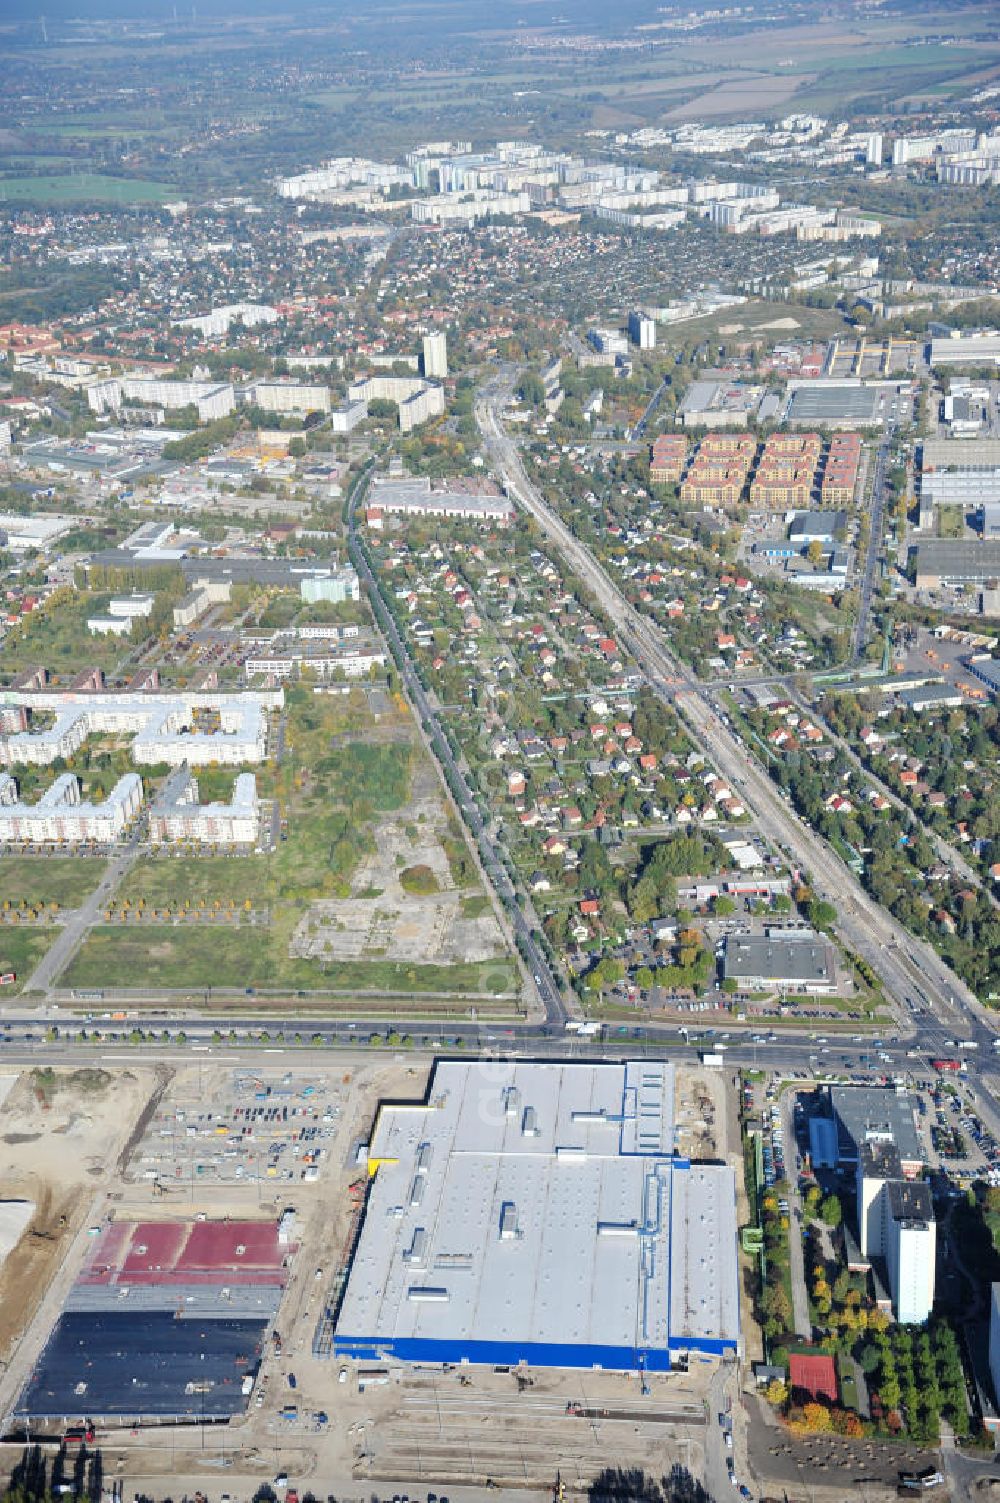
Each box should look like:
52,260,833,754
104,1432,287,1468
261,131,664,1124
337,1059,738,1357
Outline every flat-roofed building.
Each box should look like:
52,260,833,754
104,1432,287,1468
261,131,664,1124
922,437,1000,472
248,381,331,416
334,1059,740,1371
830,1084,924,1176
367,476,514,524
348,375,445,432
886,1180,935,1325
784,382,881,428
990,1285,1000,1410
856,1143,935,1325
678,380,762,430
0,771,142,845
0,690,278,768
930,333,1000,368
244,641,385,682
788,510,848,544
967,657,1000,696
914,540,1000,589
721,927,837,993
149,769,258,847
922,469,1000,507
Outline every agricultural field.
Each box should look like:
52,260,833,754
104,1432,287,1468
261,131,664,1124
2,1,998,191
0,174,181,205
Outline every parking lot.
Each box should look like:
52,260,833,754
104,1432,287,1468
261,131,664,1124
919,1072,1000,1186
126,1067,345,1190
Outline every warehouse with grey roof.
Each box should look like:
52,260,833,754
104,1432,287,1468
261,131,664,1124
333,1060,740,1372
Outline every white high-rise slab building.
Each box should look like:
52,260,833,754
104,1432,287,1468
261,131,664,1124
423,331,448,379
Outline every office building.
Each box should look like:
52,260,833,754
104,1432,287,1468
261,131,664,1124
300,568,360,605
422,332,448,379
830,1085,924,1175
334,1059,740,1371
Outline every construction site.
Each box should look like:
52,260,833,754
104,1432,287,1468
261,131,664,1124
0,1054,754,1501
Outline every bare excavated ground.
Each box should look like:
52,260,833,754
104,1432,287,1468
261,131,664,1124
290,778,505,967
0,1065,158,1358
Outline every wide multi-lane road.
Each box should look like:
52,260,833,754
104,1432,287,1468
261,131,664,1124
850,426,892,663
474,375,989,1047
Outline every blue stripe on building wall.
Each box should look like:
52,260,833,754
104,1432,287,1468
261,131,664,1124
332,1334,735,1370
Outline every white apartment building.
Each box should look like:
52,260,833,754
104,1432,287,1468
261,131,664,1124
856,1143,936,1325
0,690,279,769
330,399,368,433
88,376,235,423
886,1183,936,1325
149,770,259,846
423,332,448,379
0,771,142,846
409,190,531,224
87,615,132,637
348,375,445,432
248,381,331,416
174,303,278,338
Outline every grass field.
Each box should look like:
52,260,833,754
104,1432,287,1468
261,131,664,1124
125,856,271,909
0,857,107,909
63,926,518,1000
0,930,58,994
0,174,181,205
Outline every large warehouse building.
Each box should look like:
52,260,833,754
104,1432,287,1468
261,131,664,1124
334,1060,740,1372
